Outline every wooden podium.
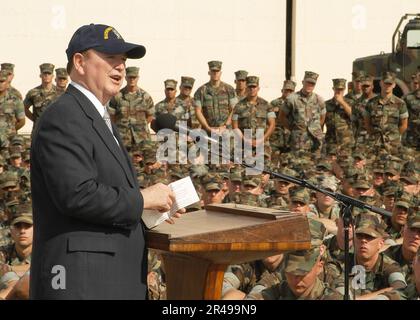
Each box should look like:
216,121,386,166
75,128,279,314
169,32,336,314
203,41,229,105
146,204,311,300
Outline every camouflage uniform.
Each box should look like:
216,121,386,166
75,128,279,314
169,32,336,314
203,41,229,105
325,79,354,153
385,192,412,241
247,247,343,300
147,250,166,300
0,70,25,139
270,80,296,161
282,72,326,154
335,216,407,297
222,259,284,297
379,283,419,300
0,209,32,266
404,88,420,149
0,63,22,100
194,61,237,128
352,76,376,146
155,80,190,121
384,245,415,286
232,76,276,139
109,67,154,148
364,72,409,154
177,76,200,128
23,63,59,124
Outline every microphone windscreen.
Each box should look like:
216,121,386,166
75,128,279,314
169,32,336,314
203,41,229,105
153,113,177,131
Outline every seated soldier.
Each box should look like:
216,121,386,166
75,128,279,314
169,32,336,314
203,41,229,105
309,175,341,234
377,246,420,300
334,215,407,300
236,175,267,207
288,186,315,217
247,245,343,300
384,211,420,286
245,219,341,299
222,253,285,300
267,168,297,210
201,174,226,205
0,203,33,294
385,193,412,242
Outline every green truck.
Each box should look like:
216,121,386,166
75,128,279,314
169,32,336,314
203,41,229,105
353,14,420,97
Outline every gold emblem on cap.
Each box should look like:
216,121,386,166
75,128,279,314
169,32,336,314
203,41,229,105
104,26,113,40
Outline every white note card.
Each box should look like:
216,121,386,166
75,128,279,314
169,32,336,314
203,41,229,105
141,176,200,229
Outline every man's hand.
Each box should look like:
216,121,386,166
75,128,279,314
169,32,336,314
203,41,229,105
141,183,175,212
140,183,186,224
0,263,12,277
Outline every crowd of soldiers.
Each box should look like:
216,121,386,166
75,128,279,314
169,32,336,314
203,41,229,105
0,58,419,300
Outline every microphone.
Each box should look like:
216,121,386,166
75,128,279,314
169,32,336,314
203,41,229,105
152,113,219,144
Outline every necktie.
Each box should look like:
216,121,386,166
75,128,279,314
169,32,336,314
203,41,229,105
103,107,113,134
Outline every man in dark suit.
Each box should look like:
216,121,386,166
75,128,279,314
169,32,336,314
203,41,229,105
29,24,181,299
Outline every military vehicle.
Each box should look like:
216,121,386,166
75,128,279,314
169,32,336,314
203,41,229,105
353,14,420,97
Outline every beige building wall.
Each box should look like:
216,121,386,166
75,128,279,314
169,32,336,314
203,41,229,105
1,0,418,134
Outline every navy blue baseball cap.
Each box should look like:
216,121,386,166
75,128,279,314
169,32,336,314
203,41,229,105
66,24,146,61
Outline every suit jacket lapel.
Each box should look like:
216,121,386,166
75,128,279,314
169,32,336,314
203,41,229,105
67,85,136,187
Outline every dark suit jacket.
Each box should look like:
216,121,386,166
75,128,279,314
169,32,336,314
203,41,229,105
29,84,147,299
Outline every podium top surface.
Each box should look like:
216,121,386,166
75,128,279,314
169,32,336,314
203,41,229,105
146,204,311,256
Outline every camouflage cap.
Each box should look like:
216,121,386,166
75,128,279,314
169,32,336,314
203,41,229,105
126,66,139,77
0,63,14,73
246,76,259,87
400,174,418,185
352,174,371,189
190,164,209,178
234,70,248,80
309,219,327,247
355,215,388,238
303,71,319,84
12,213,33,226
208,60,222,71
384,161,401,176
0,171,19,189
284,247,321,276
382,71,396,84
55,68,68,79
11,203,33,226
289,186,310,204
332,78,346,89
276,167,298,180
395,192,413,209
353,152,365,160
318,175,338,192
316,161,332,171
10,135,25,146
164,79,177,90
351,70,368,81
229,171,242,182
39,63,55,74
243,175,261,188
361,75,374,85
10,152,21,159
203,174,223,191
407,212,420,229
282,80,296,91
0,70,8,81
180,76,195,88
